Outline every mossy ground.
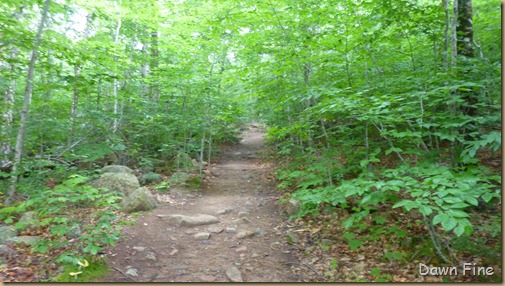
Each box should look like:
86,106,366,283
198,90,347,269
52,257,110,282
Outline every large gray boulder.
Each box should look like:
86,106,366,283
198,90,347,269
120,187,158,213
0,226,17,244
0,244,17,258
101,165,134,174
92,172,140,196
7,235,41,245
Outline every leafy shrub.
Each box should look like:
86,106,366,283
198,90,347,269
0,174,122,263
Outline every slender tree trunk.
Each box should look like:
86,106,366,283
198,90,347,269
199,131,205,175
457,0,477,116
1,48,18,169
150,29,159,100
112,0,122,133
5,0,51,206
69,65,80,143
443,0,450,71
451,0,458,70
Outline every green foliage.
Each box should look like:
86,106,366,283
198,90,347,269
155,181,171,191
370,268,393,282
0,175,122,263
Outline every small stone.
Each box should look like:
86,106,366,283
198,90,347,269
241,217,252,223
146,252,156,261
169,249,179,256
236,230,255,239
251,253,259,258
255,228,265,236
226,266,243,282
238,212,249,218
286,232,300,243
207,225,223,233
241,175,251,180
199,274,217,282
353,262,367,273
185,230,195,235
225,227,237,234
321,239,333,246
125,268,139,277
194,232,211,240
173,264,188,270
235,246,248,253
133,246,146,252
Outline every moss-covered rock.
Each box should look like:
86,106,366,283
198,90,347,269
18,211,40,232
101,165,134,174
140,172,163,186
168,172,190,185
0,226,17,244
120,187,158,213
92,172,140,196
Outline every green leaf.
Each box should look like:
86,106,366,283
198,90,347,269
384,251,402,260
419,206,433,216
342,232,355,241
441,216,457,231
373,216,387,225
348,239,363,251
447,209,469,218
453,225,465,236
370,268,381,276
432,213,446,225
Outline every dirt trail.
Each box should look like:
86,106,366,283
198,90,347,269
101,124,300,282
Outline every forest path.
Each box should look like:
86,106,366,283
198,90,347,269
101,124,300,282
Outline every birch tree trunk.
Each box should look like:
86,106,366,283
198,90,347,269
1,48,18,169
5,0,51,206
112,0,122,133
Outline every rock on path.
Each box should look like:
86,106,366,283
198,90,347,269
226,266,243,282
157,214,220,227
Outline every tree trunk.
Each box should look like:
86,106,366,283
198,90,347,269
443,0,449,71
1,48,18,169
457,0,474,58
112,0,122,133
456,0,477,116
5,0,51,206
451,0,458,70
150,29,159,100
